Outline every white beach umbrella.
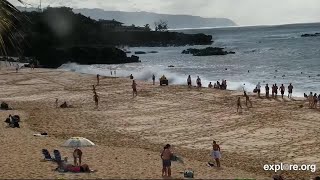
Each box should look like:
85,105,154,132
62,137,95,148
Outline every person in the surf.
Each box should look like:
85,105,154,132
280,84,285,99
265,84,270,98
288,83,293,99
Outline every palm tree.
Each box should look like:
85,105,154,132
0,0,26,57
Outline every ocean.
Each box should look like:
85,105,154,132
60,22,320,97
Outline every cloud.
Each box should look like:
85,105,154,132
9,0,320,25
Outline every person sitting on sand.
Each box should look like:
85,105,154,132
265,84,270,98
96,74,100,85
288,83,293,99
73,148,83,166
130,74,134,79
187,75,192,87
56,161,93,173
208,82,213,88
280,84,285,99
196,76,202,88
132,80,137,97
213,83,218,89
244,91,253,108
152,74,156,85
237,97,242,113
93,92,99,108
211,140,221,167
60,102,68,108
161,144,173,177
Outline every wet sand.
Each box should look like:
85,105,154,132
0,67,319,179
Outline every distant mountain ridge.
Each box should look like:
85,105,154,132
17,7,237,29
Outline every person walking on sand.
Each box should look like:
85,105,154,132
93,92,99,108
256,82,261,97
92,85,96,94
280,84,285,99
288,83,293,98
132,80,137,97
161,144,173,177
96,74,100,85
237,97,242,113
265,84,270,98
211,141,221,167
244,91,253,107
187,75,192,87
152,74,156,85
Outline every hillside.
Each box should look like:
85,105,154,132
17,7,237,29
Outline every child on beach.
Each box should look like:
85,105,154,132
237,97,242,113
161,144,173,177
211,141,221,167
132,80,137,97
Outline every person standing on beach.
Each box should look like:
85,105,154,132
288,83,293,98
237,97,242,113
161,144,173,177
308,92,313,108
208,82,213,88
55,98,59,108
280,84,285,99
196,76,202,88
114,70,116,77
152,74,156,85
211,141,221,167
111,70,113,76
92,85,96,94
274,84,278,98
187,75,192,87
271,84,275,98
265,84,270,98
256,82,261,97
132,80,137,97
16,64,19,73
93,92,99,108
314,93,318,109
96,74,100,85
73,148,83,166
244,91,253,108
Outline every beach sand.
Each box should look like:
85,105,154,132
0,68,319,179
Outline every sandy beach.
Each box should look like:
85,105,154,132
0,67,319,179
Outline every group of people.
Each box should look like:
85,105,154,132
161,141,221,178
254,82,294,99
304,92,320,109
187,75,227,90
4,114,20,128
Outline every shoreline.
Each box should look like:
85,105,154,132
0,67,319,179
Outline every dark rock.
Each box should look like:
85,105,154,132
1,102,9,110
168,65,174,67
301,33,320,37
182,47,233,56
148,51,158,53
134,51,146,54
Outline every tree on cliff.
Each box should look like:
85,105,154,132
154,20,168,31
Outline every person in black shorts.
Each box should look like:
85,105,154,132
288,83,293,98
274,84,278,98
280,84,285,99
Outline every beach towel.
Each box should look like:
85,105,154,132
42,149,53,161
34,133,48,137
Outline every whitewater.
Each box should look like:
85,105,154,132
60,22,320,97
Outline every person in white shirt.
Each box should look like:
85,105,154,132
256,82,261,97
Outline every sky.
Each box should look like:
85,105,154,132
9,0,320,25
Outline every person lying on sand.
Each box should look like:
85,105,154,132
211,141,221,167
55,161,95,173
161,144,173,177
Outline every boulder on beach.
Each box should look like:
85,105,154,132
182,47,234,56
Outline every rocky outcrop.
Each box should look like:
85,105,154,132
25,46,140,68
301,33,320,37
182,47,235,56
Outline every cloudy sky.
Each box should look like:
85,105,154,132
10,0,320,25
